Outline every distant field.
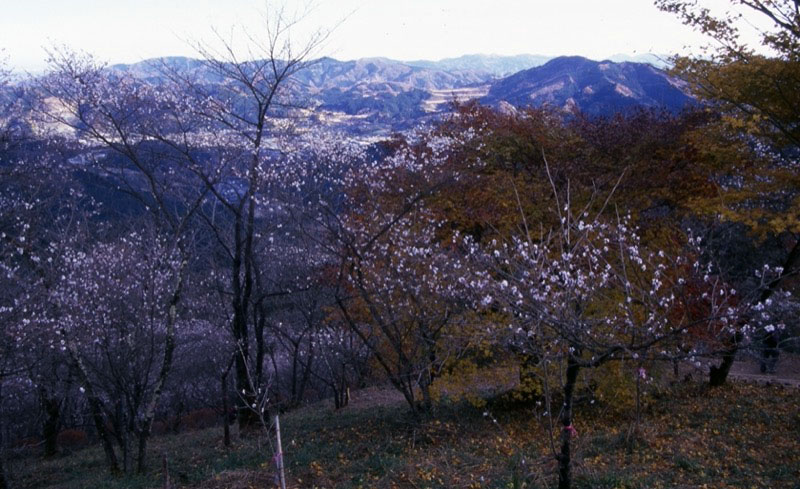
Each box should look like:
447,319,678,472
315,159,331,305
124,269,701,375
422,86,491,112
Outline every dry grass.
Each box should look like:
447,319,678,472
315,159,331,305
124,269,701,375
11,379,800,489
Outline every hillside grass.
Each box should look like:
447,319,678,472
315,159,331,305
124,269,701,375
11,381,800,489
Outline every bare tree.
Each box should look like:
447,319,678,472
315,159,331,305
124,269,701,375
153,4,330,429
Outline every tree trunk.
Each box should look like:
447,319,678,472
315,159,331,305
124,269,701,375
42,396,60,458
65,338,120,474
89,395,119,474
118,401,131,474
289,342,300,408
709,332,742,387
233,308,259,431
557,354,580,489
137,258,184,474
418,366,434,413
296,338,315,407
254,305,267,397
332,381,342,410
232,208,259,432
0,395,10,489
136,431,148,475
222,371,231,448
335,377,349,409
237,393,260,432
398,372,422,415
0,453,7,489
162,452,170,489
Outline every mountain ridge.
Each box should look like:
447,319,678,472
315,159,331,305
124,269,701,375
482,55,692,116
32,54,694,137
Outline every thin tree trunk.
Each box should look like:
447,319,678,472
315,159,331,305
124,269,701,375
222,370,231,448
137,256,186,473
289,342,300,407
296,340,314,406
419,364,434,413
235,153,259,428
162,452,170,489
254,305,267,397
628,365,643,446
232,209,257,431
332,382,341,409
557,354,581,489
64,336,120,474
274,414,287,489
90,394,120,474
0,451,7,489
136,431,148,476
42,396,60,458
0,387,10,489
118,401,131,474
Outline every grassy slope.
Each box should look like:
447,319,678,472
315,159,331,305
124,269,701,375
13,382,800,489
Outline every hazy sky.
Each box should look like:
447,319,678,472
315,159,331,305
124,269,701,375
0,0,765,72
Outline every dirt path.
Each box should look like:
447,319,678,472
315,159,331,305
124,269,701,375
727,371,800,387
727,352,800,388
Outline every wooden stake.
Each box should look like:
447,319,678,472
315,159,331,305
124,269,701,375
275,414,286,489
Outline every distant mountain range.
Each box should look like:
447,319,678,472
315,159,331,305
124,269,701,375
407,53,669,76
40,53,692,137
295,57,488,90
482,56,692,116
405,54,554,77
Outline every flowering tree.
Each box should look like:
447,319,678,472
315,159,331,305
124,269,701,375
464,179,750,489
1,63,96,468
35,47,217,472
322,129,480,414
335,210,469,413
0,58,35,487
42,229,187,473
656,0,800,383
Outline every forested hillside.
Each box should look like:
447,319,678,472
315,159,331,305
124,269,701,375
0,1,799,488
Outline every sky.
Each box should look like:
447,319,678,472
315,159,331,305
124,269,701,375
0,0,768,73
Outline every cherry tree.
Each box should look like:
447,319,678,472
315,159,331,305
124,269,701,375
464,181,754,488
35,48,215,472
0,59,33,487
1,61,97,470
44,228,189,473
322,129,482,414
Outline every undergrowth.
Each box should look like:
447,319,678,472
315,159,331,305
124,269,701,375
11,382,800,489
